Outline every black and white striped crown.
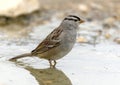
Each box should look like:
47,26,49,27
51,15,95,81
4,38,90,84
64,15,81,22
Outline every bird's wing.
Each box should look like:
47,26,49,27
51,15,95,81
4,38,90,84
31,27,63,54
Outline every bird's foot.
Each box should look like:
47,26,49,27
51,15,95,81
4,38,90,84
49,59,57,68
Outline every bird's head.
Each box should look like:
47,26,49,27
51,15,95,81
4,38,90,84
61,15,85,30
64,15,85,25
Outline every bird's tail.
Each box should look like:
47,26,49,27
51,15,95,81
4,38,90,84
9,53,32,61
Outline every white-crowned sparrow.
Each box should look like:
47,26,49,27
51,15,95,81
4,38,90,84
10,15,85,68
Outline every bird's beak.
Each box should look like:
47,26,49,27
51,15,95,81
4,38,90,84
80,19,85,23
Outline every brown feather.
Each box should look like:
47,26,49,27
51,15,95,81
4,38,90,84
31,27,63,55
9,53,31,61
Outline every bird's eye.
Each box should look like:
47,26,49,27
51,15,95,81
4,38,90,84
74,20,77,22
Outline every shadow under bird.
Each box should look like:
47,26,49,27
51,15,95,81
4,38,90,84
9,15,85,68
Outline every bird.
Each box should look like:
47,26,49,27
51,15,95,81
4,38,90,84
9,15,85,68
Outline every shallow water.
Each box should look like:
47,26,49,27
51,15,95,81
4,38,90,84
0,18,120,85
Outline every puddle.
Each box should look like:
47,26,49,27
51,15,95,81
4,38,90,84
0,16,120,85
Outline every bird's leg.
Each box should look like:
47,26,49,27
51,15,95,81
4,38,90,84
53,60,57,68
48,59,57,68
49,59,53,68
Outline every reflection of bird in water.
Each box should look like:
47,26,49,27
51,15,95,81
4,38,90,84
26,67,72,85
